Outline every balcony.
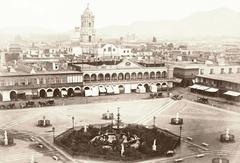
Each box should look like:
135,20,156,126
0,82,83,91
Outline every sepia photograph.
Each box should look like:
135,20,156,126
0,0,240,162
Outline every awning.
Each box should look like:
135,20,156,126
131,84,138,89
224,91,240,97
174,78,182,83
162,85,168,88
99,86,106,93
25,90,33,95
106,86,114,94
124,84,131,94
205,88,219,93
85,89,92,97
189,84,201,89
74,89,81,93
137,85,146,93
150,85,157,93
91,86,99,96
17,90,26,94
189,84,209,90
197,85,209,91
113,86,120,94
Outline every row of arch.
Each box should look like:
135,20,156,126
38,87,82,98
83,82,168,93
83,71,168,82
0,82,169,101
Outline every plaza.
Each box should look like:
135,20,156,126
1,96,240,162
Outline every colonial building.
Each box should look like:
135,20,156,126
71,59,174,97
0,71,83,101
0,59,175,101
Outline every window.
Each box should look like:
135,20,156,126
123,50,126,53
104,48,106,52
210,68,214,74
113,48,115,52
229,68,232,74
108,47,112,52
89,22,91,27
221,68,224,74
238,68,240,73
200,69,204,75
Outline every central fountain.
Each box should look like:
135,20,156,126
37,116,51,127
102,110,114,120
170,113,183,125
0,130,14,146
220,129,234,143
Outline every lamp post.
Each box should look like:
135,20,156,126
153,116,156,128
52,127,55,142
117,107,120,132
72,116,75,129
179,125,183,145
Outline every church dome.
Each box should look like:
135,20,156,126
82,4,93,17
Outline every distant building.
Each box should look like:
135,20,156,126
80,4,96,43
194,74,240,101
173,62,240,87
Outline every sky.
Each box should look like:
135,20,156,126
0,0,240,32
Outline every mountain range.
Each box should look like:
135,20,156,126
1,7,240,43
97,7,240,40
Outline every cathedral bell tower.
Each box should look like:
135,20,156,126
80,4,96,43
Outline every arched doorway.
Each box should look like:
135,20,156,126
162,83,168,91
98,74,104,81
39,89,46,98
162,71,167,78
91,74,97,82
156,71,161,79
105,73,111,81
156,83,161,92
46,89,53,98
0,93,3,101
144,72,149,79
125,73,130,80
84,86,91,96
137,72,143,79
144,84,150,92
67,88,74,97
118,85,124,93
118,73,124,80
61,88,67,97
150,72,155,79
112,73,117,81
10,91,17,101
74,87,81,96
131,72,136,80
53,88,61,98
83,74,90,82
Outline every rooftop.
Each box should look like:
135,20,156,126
197,73,240,84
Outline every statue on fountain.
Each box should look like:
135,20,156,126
170,113,183,125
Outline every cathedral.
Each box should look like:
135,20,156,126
80,4,96,43
72,4,96,44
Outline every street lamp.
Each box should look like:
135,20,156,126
72,116,75,129
153,116,156,128
117,107,120,132
179,125,183,145
52,127,55,142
